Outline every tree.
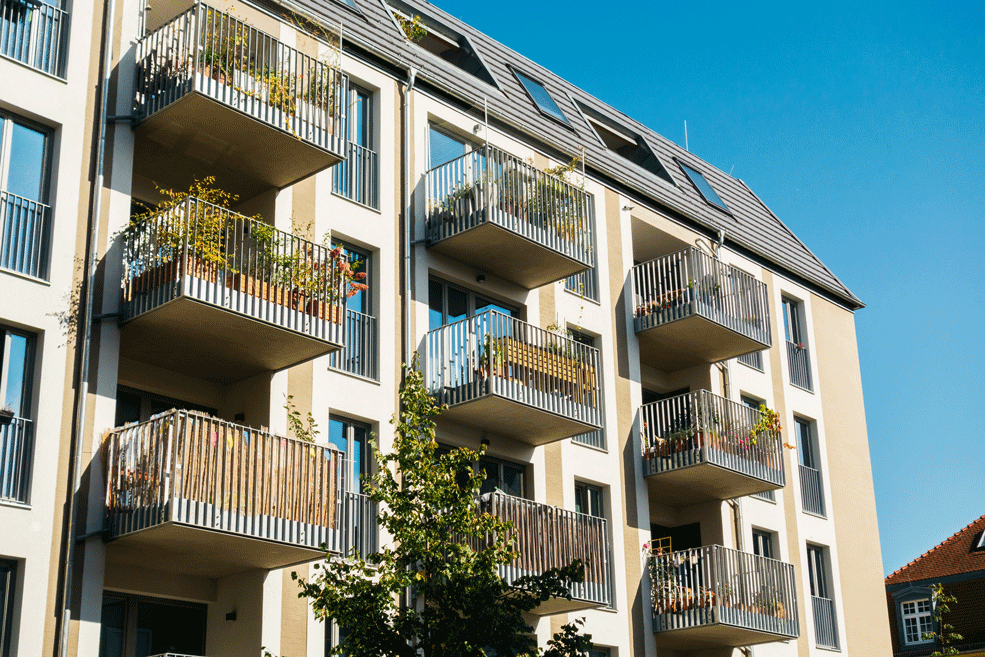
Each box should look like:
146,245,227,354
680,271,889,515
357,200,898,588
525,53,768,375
293,360,593,657
923,583,963,657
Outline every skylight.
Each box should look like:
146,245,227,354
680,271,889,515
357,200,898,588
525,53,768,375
384,0,497,87
511,68,570,125
574,100,673,184
678,162,729,212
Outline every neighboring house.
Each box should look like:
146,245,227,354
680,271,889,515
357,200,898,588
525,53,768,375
885,514,985,656
0,0,892,656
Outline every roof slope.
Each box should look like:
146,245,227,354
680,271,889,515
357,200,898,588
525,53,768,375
886,515,985,585
289,0,863,308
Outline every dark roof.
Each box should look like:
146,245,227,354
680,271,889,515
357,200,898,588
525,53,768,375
886,515,985,585
288,0,863,308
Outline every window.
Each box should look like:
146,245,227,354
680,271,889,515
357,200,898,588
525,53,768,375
570,331,605,450
677,161,729,213
478,454,525,498
113,386,217,427
1,327,34,420
796,417,825,516
428,278,517,330
783,297,812,390
807,545,828,598
752,529,774,559
510,68,570,125
901,599,933,645
782,298,804,345
329,417,371,492
329,243,377,379
807,544,840,649
588,647,611,657
575,100,673,184
575,482,603,518
97,594,207,657
0,559,15,657
385,1,496,86
0,0,67,77
333,84,380,209
1,328,35,504
0,113,51,279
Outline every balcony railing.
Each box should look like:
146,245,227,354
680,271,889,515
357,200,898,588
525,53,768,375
0,416,33,504
1,0,67,77
329,309,378,380
639,390,784,504
572,429,606,451
632,248,771,369
132,3,348,191
1,191,50,279
425,145,594,288
799,464,825,517
479,491,611,611
425,311,602,444
649,545,799,647
812,595,839,649
121,197,346,376
333,143,379,210
104,410,376,561
738,350,763,370
786,340,813,391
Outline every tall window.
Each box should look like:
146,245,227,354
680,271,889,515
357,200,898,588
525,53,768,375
428,278,517,330
334,84,379,209
478,454,524,498
783,297,812,390
0,113,51,279
782,298,804,345
796,417,825,516
328,416,370,492
901,599,933,645
428,125,471,170
571,330,605,450
807,544,839,649
574,482,603,518
752,529,774,559
0,559,15,657
0,327,35,504
330,244,377,379
1,327,33,420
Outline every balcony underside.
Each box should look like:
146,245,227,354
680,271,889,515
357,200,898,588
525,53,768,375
439,394,598,445
120,297,340,384
428,216,591,289
644,460,783,507
104,521,326,579
653,608,798,649
636,312,768,371
530,595,606,616
133,91,344,201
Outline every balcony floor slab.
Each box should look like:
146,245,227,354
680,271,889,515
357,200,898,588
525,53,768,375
134,91,344,200
120,297,340,384
636,312,768,371
653,617,796,649
439,394,598,445
104,521,326,579
428,217,590,289
644,460,783,507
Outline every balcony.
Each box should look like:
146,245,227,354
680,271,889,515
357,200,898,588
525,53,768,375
132,3,348,199
425,146,594,289
639,390,785,506
1,191,50,280
632,248,771,370
333,143,380,210
1,0,68,77
120,198,346,383
479,492,611,614
425,311,602,444
649,545,799,649
103,410,377,577
0,416,33,505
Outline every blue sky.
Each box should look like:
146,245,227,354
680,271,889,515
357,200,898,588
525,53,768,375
429,0,985,575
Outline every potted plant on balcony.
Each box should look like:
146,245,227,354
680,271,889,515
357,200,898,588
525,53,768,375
496,165,530,221
0,406,14,426
752,584,786,618
746,404,782,456
477,333,506,378
441,178,484,222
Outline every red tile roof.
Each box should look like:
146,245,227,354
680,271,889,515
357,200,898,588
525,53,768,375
886,515,985,585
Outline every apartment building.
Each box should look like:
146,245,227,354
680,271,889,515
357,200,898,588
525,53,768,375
0,0,892,656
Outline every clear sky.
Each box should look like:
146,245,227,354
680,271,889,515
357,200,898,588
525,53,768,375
428,0,985,575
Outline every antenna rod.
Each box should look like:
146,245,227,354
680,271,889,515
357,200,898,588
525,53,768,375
684,120,689,151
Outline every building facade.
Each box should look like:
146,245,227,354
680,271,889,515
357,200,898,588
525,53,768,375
0,0,891,656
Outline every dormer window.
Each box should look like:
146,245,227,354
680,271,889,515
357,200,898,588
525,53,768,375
677,160,730,213
574,100,673,184
510,67,570,126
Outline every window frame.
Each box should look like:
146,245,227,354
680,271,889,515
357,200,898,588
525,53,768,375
0,559,16,657
329,415,372,493
508,65,572,128
428,277,520,330
0,112,52,204
752,528,775,559
782,297,805,345
477,453,526,498
901,598,934,645
1,326,35,420
675,159,730,214
574,481,604,518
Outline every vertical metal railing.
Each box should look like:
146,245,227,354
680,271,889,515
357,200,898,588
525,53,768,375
103,410,377,553
572,429,606,450
799,464,825,517
333,143,379,209
479,491,611,606
812,595,839,649
425,145,595,268
121,197,347,346
639,390,784,487
0,191,51,279
0,417,33,504
649,545,799,638
133,3,347,153
328,309,378,380
632,248,771,347
738,350,764,370
0,0,68,77
425,310,602,428
786,340,812,391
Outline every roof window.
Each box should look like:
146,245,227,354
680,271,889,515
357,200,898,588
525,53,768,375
510,67,570,125
677,161,729,213
574,100,673,184
384,0,497,87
